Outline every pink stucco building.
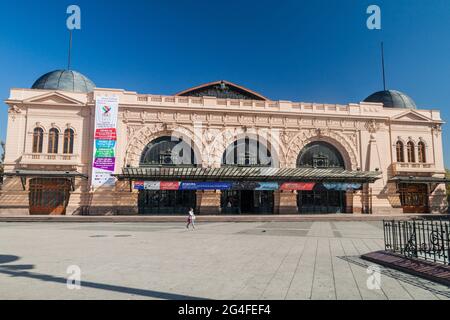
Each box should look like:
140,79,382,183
0,70,448,215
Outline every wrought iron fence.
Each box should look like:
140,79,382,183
383,219,450,265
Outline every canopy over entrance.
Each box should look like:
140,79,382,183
2,169,87,191
115,166,380,183
390,176,450,184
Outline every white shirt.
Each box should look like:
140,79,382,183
189,210,195,220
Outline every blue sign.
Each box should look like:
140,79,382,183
255,182,279,190
95,139,116,149
323,183,362,191
180,182,232,190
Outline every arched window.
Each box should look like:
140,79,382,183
140,136,196,165
63,129,74,154
297,141,345,168
222,137,272,166
407,141,415,163
396,141,404,162
418,141,426,163
32,128,44,153
48,128,59,154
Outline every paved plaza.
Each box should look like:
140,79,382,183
0,221,449,300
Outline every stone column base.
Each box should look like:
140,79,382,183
278,190,298,214
197,190,221,215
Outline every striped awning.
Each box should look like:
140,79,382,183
114,166,380,183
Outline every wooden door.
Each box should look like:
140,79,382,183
29,178,71,215
399,183,429,213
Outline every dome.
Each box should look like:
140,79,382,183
363,90,417,109
31,70,95,93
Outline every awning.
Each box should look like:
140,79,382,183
390,176,450,184
2,169,88,191
115,166,380,183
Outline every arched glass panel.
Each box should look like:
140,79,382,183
396,141,404,163
140,136,196,165
418,141,426,163
32,128,44,153
48,128,59,154
407,141,415,163
221,137,272,166
297,141,344,168
63,129,74,154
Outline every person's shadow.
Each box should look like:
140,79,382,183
0,254,205,300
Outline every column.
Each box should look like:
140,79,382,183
197,190,221,214
278,190,298,214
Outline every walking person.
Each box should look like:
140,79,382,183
186,207,196,230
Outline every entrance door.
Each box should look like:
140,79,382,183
221,190,274,214
297,184,346,214
29,178,71,215
138,190,196,214
399,183,429,213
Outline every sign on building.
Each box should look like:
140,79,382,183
91,96,119,188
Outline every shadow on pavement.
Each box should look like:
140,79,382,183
339,255,450,298
0,254,206,300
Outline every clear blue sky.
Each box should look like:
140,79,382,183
0,0,449,167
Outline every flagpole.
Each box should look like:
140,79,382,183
381,42,386,91
68,30,73,70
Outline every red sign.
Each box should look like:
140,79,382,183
160,181,180,190
280,182,315,191
95,128,117,140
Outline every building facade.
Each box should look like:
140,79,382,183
0,70,448,215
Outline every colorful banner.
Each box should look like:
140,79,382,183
323,183,362,191
133,181,362,191
255,182,279,190
91,96,119,188
160,181,180,190
280,182,315,191
180,182,232,190
134,181,144,190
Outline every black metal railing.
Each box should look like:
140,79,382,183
383,219,450,265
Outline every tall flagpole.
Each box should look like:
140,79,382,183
67,30,73,70
381,42,386,91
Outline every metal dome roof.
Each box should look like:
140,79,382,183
363,90,417,109
31,69,95,93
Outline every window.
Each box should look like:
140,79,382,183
140,136,196,165
407,141,415,163
418,141,426,163
396,141,404,162
48,128,59,154
222,137,272,166
32,128,44,153
63,129,74,154
297,141,345,168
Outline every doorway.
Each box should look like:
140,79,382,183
221,190,274,214
399,183,429,213
29,178,71,215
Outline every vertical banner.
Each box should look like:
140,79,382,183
91,96,119,188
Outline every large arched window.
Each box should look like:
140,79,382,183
418,141,426,163
63,129,74,154
222,137,272,166
407,141,415,163
396,141,405,163
32,128,44,153
48,128,59,154
297,141,344,168
140,136,196,165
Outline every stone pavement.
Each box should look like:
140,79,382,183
0,221,448,300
